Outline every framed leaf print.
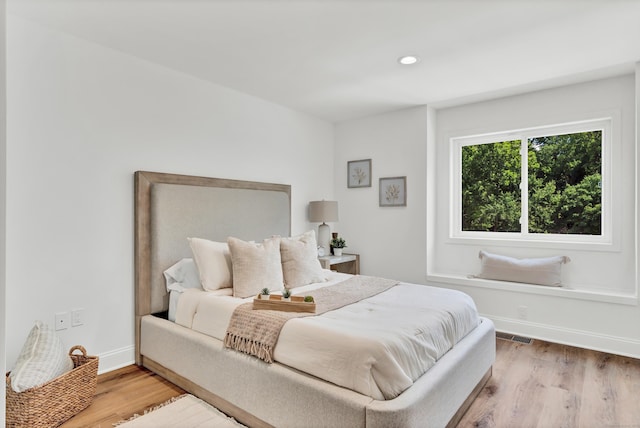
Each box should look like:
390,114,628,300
347,159,372,188
379,176,406,207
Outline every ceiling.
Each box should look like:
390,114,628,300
7,0,640,123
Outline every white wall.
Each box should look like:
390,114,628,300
432,75,635,294
429,75,640,357
6,12,639,380
5,16,334,372
334,106,428,284
335,76,640,358
1,1,6,425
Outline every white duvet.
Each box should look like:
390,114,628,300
175,272,480,400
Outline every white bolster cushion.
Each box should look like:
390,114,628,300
476,250,570,287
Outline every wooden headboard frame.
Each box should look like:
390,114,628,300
134,171,291,364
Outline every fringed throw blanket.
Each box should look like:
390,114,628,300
224,275,398,363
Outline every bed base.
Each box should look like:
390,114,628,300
142,357,272,428
446,368,491,428
142,357,491,428
140,315,495,428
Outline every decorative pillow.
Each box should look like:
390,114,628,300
10,321,74,392
163,258,202,292
188,238,233,291
228,236,284,298
280,230,327,288
475,250,570,287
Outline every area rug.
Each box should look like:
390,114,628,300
115,394,246,428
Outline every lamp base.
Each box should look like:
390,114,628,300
317,223,331,256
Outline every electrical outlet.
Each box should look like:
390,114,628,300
55,312,70,330
517,305,528,320
71,308,85,327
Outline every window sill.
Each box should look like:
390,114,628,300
445,235,620,252
427,273,637,306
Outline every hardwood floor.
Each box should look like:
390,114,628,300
457,337,640,428
57,337,640,427
60,365,185,428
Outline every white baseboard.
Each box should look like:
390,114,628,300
489,315,640,359
96,345,135,374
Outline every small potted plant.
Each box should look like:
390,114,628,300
282,288,292,302
330,237,347,256
260,287,270,300
304,296,314,303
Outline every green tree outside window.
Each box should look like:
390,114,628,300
461,130,602,235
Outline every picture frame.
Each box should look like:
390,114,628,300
379,176,407,207
347,159,372,188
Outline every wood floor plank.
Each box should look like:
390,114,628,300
59,365,185,428
457,337,640,428
617,355,640,427
52,336,640,428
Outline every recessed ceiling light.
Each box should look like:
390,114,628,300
398,55,419,65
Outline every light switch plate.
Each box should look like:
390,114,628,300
71,308,84,327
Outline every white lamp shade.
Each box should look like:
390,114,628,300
308,200,339,223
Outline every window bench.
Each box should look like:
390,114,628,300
427,273,637,306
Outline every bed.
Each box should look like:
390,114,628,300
134,171,495,428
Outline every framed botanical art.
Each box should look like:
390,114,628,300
347,159,372,188
379,176,407,207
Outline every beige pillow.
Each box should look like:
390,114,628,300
476,250,570,287
228,236,284,298
188,238,233,290
281,230,327,288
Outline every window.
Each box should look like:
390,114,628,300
461,139,521,233
452,119,610,243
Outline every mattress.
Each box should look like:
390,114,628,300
175,272,480,400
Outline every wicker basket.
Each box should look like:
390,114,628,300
6,345,99,428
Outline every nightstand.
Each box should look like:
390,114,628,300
318,253,360,275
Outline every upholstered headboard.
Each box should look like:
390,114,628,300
134,171,291,362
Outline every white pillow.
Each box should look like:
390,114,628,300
188,238,233,291
10,321,74,392
228,236,284,298
476,250,570,287
163,258,202,292
280,230,327,288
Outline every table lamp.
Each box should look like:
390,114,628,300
308,200,338,255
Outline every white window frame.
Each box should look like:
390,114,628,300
450,118,612,247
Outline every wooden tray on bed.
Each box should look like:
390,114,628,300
253,295,316,313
